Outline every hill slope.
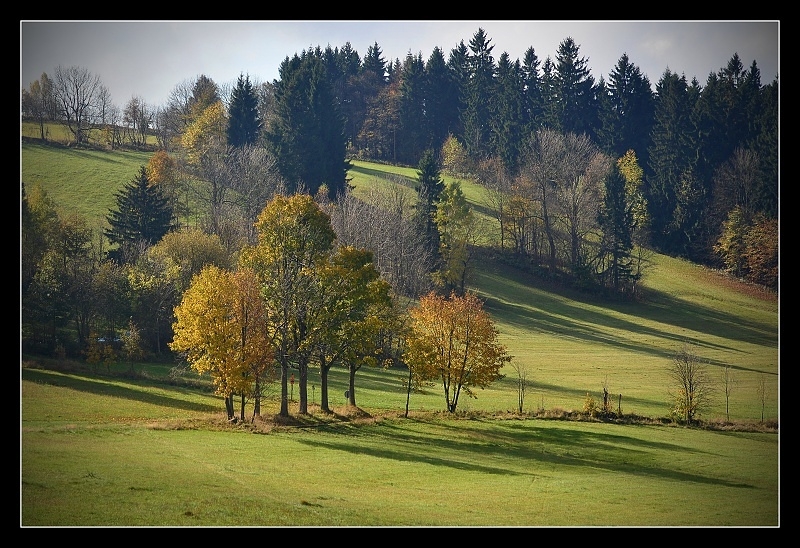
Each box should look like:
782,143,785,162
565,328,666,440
20,143,779,422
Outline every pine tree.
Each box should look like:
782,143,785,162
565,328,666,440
227,73,261,148
646,70,698,255
397,52,427,164
490,52,523,172
461,28,496,161
415,149,445,257
554,37,598,140
266,51,350,198
105,166,175,263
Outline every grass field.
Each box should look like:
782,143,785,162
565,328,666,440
21,139,779,526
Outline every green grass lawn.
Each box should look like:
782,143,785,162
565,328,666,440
21,364,778,526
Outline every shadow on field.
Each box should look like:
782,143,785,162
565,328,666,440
21,367,217,413
295,417,756,489
476,266,776,372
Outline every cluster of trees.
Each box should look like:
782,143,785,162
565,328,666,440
172,193,509,420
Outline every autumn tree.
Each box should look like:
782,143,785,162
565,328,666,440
404,291,510,413
171,265,274,421
147,227,232,295
434,181,478,293
314,246,395,411
146,150,185,223
239,194,337,417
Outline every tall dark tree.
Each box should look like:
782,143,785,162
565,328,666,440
750,77,778,218
397,52,427,164
598,53,655,167
461,28,496,161
554,37,598,140
227,73,261,148
539,57,560,130
105,166,175,263
362,42,387,82
521,47,544,138
424,47,459,154
266,51,350,198
446,40,470,144
646,70,699,255
490,52,524,172
598,162,635,293
415,149,445,258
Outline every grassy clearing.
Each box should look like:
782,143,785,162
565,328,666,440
21,364,778,526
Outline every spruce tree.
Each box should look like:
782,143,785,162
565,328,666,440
266,51,350,198
227,73,261,148
415,149,444,257
105,166,175,263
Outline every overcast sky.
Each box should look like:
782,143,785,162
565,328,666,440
21,20,779,108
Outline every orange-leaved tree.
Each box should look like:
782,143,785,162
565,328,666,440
404,291,510,413
170,265,274,421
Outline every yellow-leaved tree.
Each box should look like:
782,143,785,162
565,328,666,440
170,265,274,421
239,193,337,417
404,291,510,413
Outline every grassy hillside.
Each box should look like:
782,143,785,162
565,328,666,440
21,140,153,230
20,143,779,526
20,143,779,422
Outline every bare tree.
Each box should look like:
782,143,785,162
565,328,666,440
511,363,528,413
226,144,286,245
554,134,610,271
328,185,435,298
722,364,737,421
53,65,103,145
756,373,767,423
667,342,714,425
518,128,563,271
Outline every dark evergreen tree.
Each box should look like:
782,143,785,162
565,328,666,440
750,77,778,217
598,162,635,293
105,166,175,263
447,40,470,144
554,37,598,140
227,73,262,148
598,53,655,167
521,46,544,138
266,51,350,198
539,57,560,130
415,149,445,257
424,47,459,154
322,43,364,150
397,52,427,165
362,42,387,82
490,52,524,172
461,28,496,161
646,70,698,255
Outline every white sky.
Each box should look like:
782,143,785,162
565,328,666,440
21,20,779,108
